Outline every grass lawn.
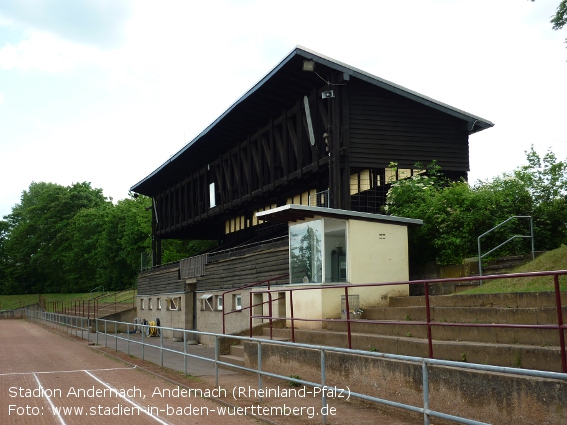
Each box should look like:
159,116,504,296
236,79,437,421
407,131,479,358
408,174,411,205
461,245,567,294
0,290,136,311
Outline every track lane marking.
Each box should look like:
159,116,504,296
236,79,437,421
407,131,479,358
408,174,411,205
33,373,67,425
84,370,171,425
0,365,137,377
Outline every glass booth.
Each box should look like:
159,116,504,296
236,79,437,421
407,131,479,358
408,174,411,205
289,219,347,284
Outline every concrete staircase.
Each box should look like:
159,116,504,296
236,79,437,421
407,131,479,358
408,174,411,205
220,334,290,368
219,344,245,367
221,291,567,373
480,254,538,275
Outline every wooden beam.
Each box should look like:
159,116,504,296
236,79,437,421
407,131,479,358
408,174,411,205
232,147,242,200
222,153,232,204
241,138,252,194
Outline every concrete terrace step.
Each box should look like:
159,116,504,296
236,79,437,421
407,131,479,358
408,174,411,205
362,305,567,325
218,354,244,367
388,291,567,308
258,327,565,372
229,344,244,357
323,318,562,346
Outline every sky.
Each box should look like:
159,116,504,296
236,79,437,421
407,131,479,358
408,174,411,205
0,0,566,219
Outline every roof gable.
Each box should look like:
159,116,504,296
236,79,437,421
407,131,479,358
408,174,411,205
131,46,493,195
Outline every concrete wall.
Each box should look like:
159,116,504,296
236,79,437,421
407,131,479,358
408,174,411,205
196,288,253,346
135,292,192,339
94,308,138,333
243,342,567,425
348,220,409,286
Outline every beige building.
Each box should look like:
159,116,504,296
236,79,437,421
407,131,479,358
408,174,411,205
252,205,422,330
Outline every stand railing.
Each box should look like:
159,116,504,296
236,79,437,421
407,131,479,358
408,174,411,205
252,270,567,373
221,274,288,335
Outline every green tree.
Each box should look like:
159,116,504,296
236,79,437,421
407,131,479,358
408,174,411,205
532,1,567,46
0,220,10,294
512,146,567,249
385,168,534,265
3,182,107,293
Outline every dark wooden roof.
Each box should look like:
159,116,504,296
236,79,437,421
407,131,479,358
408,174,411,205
131,46,493,197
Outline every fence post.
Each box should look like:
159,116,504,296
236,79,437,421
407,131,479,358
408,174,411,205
258,341,263,402
184,330,188,377
160,330,164,367
290,290,296,343
344,286,352,350
142,326,145,361
222,293,226,335
321,349,327,425
215,336,219,387
424,282,434,359
553,274,566,373
249,292,253,338
422,360,430,425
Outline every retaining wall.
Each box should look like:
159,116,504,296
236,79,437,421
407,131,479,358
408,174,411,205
243,342,567,425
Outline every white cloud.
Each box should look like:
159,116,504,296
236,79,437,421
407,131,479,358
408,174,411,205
0,32,101,72
0,0,131,48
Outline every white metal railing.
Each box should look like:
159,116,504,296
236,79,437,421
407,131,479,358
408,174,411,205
24,309,567,425
477,216,534,277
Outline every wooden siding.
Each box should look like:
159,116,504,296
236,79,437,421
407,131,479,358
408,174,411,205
196,246,289,292
153,87,334,240
348,79,470,171
137,263,183,295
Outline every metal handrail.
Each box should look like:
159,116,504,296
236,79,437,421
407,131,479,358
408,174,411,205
477,215,534,277
251,269,567,373
221,274,288,334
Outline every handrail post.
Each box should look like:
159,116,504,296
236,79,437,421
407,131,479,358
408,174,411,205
184,330,188,377
424,282,433,359
160,330,164,367
422,360,430,425
530,216,535,261
290,290,295,343
257,341,263,402
222,293,226,334
477,235,483,278
344,286,352,350
321,349,327,425
249,292,253,338
268,280,273,340
553,274,566,373
142,326,145,361
214,336,219,387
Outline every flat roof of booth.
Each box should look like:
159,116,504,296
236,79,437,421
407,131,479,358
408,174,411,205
255,205,423,226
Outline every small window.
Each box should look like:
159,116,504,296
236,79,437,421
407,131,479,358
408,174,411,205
200,294,213,311
217,296,223,311
233,294,242,311
140,299,145,310
148,298,153,310
169,297,178,311
157,298,161,310
209,183,216,208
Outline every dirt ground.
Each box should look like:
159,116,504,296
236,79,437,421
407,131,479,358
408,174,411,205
0,320,423,425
